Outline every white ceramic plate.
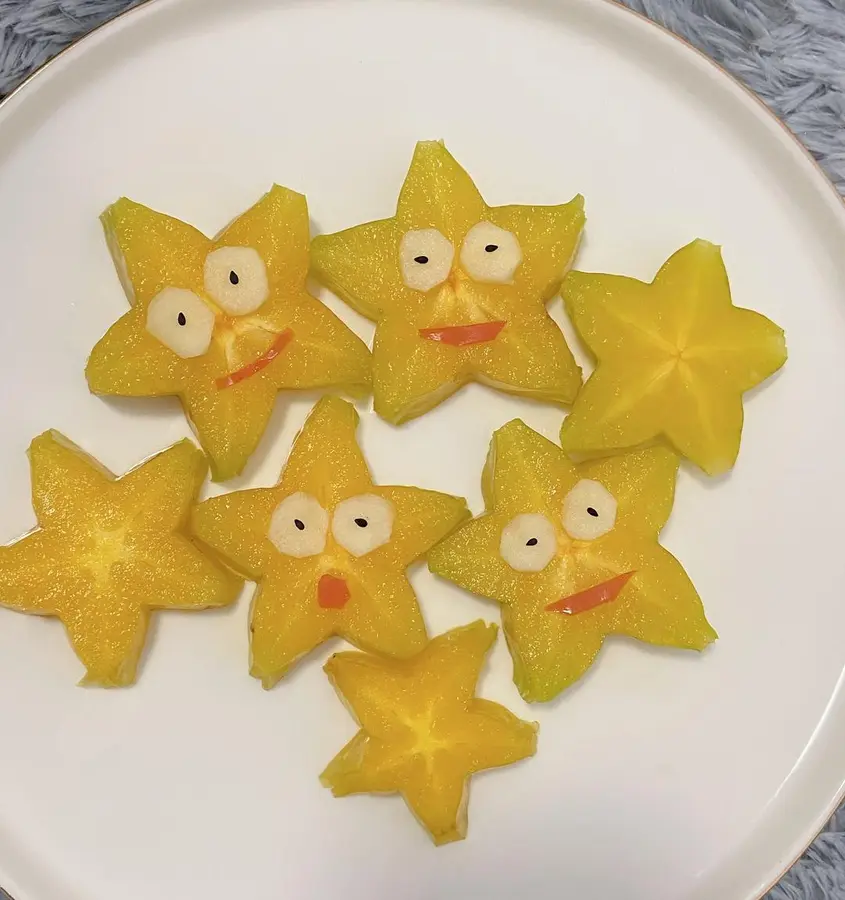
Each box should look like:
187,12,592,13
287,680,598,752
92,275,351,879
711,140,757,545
0,0,843,898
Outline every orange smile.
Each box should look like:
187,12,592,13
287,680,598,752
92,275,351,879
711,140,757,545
418,321,506,347
216,329,294,390
545,571,636,616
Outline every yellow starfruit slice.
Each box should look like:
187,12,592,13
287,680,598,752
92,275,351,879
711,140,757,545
428,420,716,702
560,239,787,475
0,432,241,686
191,396,470,687
311,141,584,423
321,620,538,845
86,187,372,481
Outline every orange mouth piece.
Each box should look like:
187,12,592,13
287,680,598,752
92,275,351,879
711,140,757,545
216,329,294,390
318,574,350,610
545,571,636,616
418,321,506,347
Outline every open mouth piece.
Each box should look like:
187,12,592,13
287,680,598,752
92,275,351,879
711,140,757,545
545,571,636,616
216,328,294,390
418,320,506,347
317,573,350,610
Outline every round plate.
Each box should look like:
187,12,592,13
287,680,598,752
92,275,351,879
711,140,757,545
0,0,842,898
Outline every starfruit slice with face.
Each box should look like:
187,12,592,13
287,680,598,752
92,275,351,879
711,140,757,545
311,141,584,423
321,620,538,845
0,432,241,686
86,187,372,481
560,240,787,475
191,396,470,687
429,420,716,702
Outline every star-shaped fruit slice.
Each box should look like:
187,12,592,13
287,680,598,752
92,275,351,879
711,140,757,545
86,187,372,481
428,419,716,702
191,396,470,687
321,619,537,845
560,239,787,475
0,432,241,686
311,141,584,423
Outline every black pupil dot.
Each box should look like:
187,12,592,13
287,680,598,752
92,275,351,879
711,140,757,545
229,270,239,285
293,519,305,531
354,518,368,528
587,507,599,517
414,255,429,265
526,537,538,546
177,312,187,326
485,244,498,253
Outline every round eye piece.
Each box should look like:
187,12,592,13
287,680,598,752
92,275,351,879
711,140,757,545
499,513,557,572
203,246,269,315
146,287,214,359
399,229,454,292
332,494,394,558
268,492,329,558
460,222,522,284
562,480,618,541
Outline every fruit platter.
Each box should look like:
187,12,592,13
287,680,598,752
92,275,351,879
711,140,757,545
0,1,843,899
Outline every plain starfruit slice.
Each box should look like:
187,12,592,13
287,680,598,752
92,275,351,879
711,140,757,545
560,240,787,475
0,432,241,686
321,620,538,844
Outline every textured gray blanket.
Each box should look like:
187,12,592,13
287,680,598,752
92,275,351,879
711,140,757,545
0,1,843,898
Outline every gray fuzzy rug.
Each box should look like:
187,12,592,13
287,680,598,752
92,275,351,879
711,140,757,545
0,1,843,898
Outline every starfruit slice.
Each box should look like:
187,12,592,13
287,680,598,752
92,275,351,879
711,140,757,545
86,186,372,481
191,396,469,687
321,620,538,845
560,240,787,475
0,432,241,686
429,419,716,702
311,141,583,423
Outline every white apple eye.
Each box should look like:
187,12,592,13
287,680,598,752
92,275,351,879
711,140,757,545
268,493,329,558
399,229,454,292
460,222,522,284
562,480,618,541
332,494,394,557
204,246,269,315
146,287,215,359
499,513,557,572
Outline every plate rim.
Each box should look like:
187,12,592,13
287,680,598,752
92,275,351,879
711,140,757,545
0,1,841,898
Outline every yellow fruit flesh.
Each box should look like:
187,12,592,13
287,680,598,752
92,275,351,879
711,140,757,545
86,187,372,481
191,396,470,687
0,433,241,686
560,240,787,475
429,420,716,702
311,141,583,424
321,620,538,845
